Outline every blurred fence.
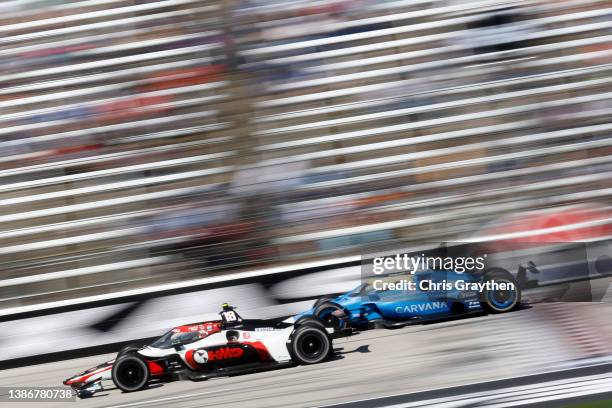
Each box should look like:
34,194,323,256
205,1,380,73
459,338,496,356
0,0,611,310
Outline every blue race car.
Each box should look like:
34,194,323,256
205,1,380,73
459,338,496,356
296,268,521,330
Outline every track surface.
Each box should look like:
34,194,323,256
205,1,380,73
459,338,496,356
318,364,612,408
1,305,611,408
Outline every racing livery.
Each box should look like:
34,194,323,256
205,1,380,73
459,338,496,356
297,267,521,330
64,305,333,398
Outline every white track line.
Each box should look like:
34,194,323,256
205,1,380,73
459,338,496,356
104,388,233,408
316,371,612,408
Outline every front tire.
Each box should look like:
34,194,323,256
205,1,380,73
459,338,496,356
481,270,521,313
112,354,149,392
314,302,343,327
290,326,331,365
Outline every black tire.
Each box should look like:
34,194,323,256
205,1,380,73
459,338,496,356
314,302,343,327
112,354,149,392
480,269,521,313
117,343,142,358
312,297,331,309
290,326,331,365
295,316,328,330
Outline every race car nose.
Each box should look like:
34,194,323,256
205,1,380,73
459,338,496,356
63,377,80,387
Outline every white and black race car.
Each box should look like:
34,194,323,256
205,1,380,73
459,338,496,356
64,304,334,398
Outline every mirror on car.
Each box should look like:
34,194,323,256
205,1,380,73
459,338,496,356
171,339,185,350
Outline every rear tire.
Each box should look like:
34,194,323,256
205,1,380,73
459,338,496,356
290,326,331,365
480,270,521,313
117,343,141,358
112,354,149,392
295,316,327,330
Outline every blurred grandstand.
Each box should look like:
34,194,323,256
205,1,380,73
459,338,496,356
0,0,611,309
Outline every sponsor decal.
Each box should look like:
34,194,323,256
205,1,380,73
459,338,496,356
193,350,209,364
172,323,222,335
208,347,244,361
395,302,448,314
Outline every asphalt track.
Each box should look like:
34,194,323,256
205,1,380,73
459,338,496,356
1,305,611,408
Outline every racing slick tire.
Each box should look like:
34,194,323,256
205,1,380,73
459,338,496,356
480,269,521,313
290,325,331,365
314,302,344,328
295,316,328,330
312,297,331,309
117,343,142,358
112,353,149,393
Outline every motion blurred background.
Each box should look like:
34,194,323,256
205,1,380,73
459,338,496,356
0,0,612,362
